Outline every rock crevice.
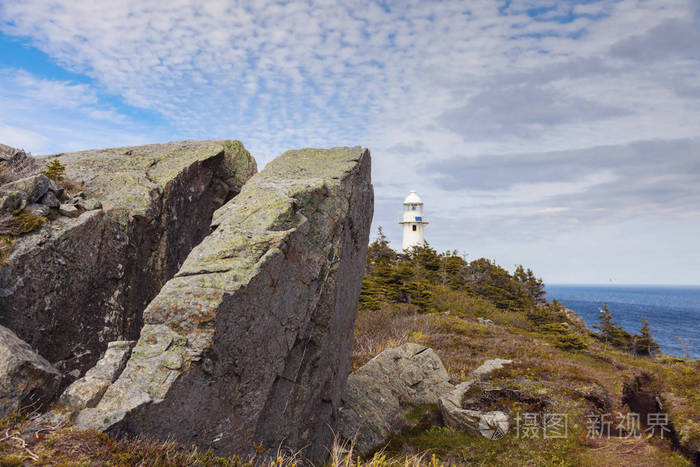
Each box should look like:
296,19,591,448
0,140,256,375
74,146,373,462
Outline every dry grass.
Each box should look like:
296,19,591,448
0,150,39,185
0,235,16,265
578,436,690,467
351,302,694,466
0,416,451,467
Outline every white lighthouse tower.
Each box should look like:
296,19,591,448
399,190,428,250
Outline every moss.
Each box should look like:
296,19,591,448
0,455,24,467
0,235,16,265
404,404,441,425
10,212,46,234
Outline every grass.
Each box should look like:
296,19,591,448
0,235,16,265
0,414,302,466
351,298,696,466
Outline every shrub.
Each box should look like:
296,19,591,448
539,322,588,351
0,149,39,185
42,159,66,182
555,332,588,351
0,212,47,235
527,305,567,328
0,235,15,265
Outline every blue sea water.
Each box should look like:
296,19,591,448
546,285,700,359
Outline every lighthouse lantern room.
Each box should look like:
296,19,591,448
399,190,428,250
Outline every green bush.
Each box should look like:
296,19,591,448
360,227,546,316
555,332,588,351
42,159,65,182
11,212,46,234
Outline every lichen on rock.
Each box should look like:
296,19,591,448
337,343,455,455
0,140,257,375
0,325,61,418
74,146,373,462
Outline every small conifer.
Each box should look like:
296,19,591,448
42,159,66,182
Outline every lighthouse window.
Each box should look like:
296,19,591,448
412,225,417,231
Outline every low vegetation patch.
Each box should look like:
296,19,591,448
350,228,695,465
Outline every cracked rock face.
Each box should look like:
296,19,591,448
337,343,454,455
0,140,256,375
58,340,135,411
74,146,373,462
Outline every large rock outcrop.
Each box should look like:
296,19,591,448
75,147,373,461
0,325,61,417
337,343,454,455
0,140,256,374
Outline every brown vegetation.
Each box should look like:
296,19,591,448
0,149,39,185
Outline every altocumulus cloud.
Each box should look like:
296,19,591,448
0,0,699,282
426,139,700,222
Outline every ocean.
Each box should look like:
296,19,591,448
546,285,700,360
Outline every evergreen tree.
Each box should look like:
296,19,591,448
42,159,65,182
632,317,660,357
465,259,533,312
365,226,395,274
593,303,632,350
593,303,616,345
440,250,468,289
514,265,547,304
360,227,550,316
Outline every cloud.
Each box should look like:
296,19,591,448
0,68,158,153
610,18,700,63
1,0,699,283
437,84,631,140
6,0,687,160
408,139,700,244
385,141,432,155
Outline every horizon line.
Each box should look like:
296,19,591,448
546,283,700,288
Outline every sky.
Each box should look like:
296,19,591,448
0,0,699,285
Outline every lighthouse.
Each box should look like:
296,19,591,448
399,190,428,250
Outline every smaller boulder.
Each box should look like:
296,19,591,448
439,381,510,439
58,203,80,218
24,203,50,218
0,143,17,161
337,343,454,455
473,359,512,379
0,325,61,418
59,340,134,411
477,317,495,326
39,190,60,208
0,190,24,213
0,174,53,204
562,307,589,333
76,198,102,211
